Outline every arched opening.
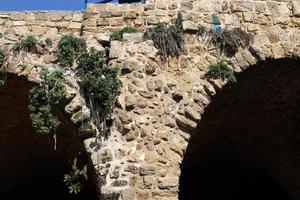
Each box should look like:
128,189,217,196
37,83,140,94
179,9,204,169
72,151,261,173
0,74,99,200
180,59,300,200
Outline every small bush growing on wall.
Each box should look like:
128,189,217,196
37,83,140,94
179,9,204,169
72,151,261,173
207,27,253,57
110,27,138,41
77,48,121,109
144,13,184,61
29,69,67,135
63,158,87,195
206,60,236,83
45,38,53,46
12,35,38,53
58,35,86,68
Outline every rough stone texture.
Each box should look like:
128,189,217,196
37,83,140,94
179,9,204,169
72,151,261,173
0,1,300,199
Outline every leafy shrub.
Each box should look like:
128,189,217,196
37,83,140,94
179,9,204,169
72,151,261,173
13,35,38,53
76,48,121,109
144,13,184,61
206,60,236,83
58,35,86,68
29,69,67,135
45,38,53,46
0,49,6,86
110,27,138,41
63,158,87,195
207,27,253,57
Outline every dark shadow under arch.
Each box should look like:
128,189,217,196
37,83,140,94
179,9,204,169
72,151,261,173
180,58,300,200
0,74,99,200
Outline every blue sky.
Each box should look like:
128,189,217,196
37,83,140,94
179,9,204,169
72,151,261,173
0,0,118,11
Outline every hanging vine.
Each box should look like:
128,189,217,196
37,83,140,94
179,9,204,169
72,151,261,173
28,69,67,149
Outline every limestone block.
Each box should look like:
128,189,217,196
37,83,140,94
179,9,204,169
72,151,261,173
109,18,124,27
72,13,84,22
100,11,111,18
12,21,26,26
71,107,91,124
68,22,82,29
111,11,123,17
254,2,268,14
231,1,254,12
49,15,63,22
182,20,197,31
241,49,257,66
271,45,285,59
124,11,138,19
123,33,144,42
140,166,156,176
184,106,201,121
96,33,110,45
175,114,197,131
193,0,214,12
155,10,167,16
10,12,26,20
158,177,179,189
65,95,84,114
121,188,136,200
292,0,300,17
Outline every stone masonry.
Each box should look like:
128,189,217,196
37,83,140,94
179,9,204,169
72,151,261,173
0,0,300,199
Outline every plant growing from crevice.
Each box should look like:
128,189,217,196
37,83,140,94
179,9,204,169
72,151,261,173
207,27,253,57
63,158,87,195
45,38,53,46
110,27,138,41
144,13,184,61
0,49,6,86
76,48,121,139
206,60,236,83
12,35,38,53
58,35,86,68
99,127,109,140
29,69,67,149
196,25,207,39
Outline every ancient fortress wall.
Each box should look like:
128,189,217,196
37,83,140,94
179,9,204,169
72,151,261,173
0,0,300,199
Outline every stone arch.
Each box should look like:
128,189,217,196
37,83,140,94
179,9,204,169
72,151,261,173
179,57,300,200
0,72,99,199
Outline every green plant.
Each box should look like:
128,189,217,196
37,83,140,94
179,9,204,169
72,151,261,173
76,48,121,109
0,49,6,86
144,13,184,61
207,27,253,57
13,35,38,53
12,42,22,53
0,33,3,38
206,60,236,83
58,35,86,68
19,64,27,71
110,27,138,41
196,25,207,39
45,38,53,46
63,158,87,195
29,69,67,135
100,127,109,139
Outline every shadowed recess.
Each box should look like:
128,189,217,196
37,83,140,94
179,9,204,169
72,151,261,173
180,59,300,200
0,74,98,200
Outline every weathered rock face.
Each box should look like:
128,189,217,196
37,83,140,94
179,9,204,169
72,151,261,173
1,0,300,199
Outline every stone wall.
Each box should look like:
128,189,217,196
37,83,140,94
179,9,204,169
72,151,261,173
0,0,300,199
